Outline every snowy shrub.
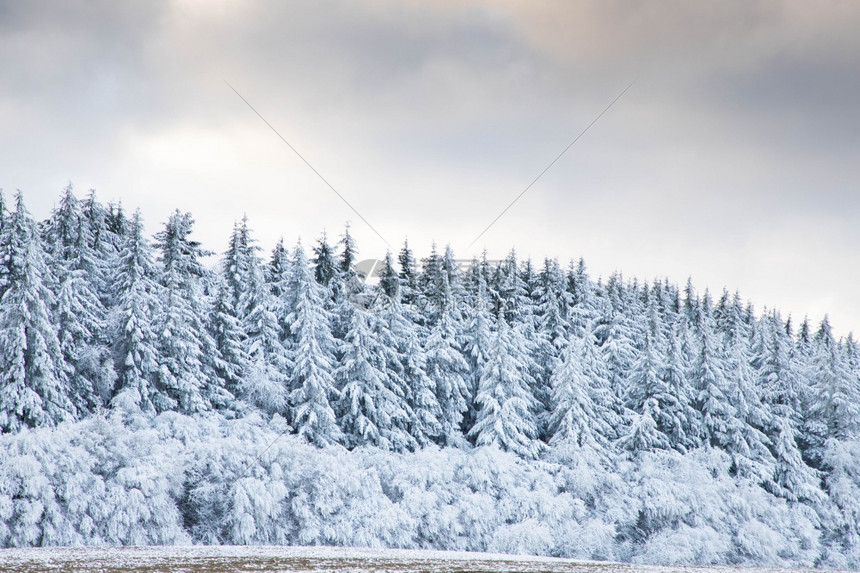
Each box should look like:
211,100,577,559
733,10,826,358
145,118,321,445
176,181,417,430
489,518,553,556
229,475,289,544
0,410,844,565
0,415,189,547
632,524,730,565
288,448,402,547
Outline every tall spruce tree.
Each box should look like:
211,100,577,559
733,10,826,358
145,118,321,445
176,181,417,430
0,193,75,431
335,309,415,451
266,238,291,297
462,273,494,434
548,337,610,450
55,261,112,414
267,238,292,338
285,242,341,446
382,294,441,445
756,313,821,501
624,333,675,452
109,211,165,414
424,303,470,446
239,243,290,416
42,184,81,266
597,307,637,398
806,317,859,460
397,239,419,306
378,250,400,300
208,275,249,401
154,210,227,413
469,317,542,459
44,185,113,413
79,190,115,305
222,216,254,312
311,232,339,291
722,316,774,480
659,323,700,450
419,242,446,324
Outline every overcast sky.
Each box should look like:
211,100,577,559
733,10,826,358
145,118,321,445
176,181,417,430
2,0,859,334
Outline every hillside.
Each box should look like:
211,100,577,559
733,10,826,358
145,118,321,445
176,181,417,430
1,187,859,567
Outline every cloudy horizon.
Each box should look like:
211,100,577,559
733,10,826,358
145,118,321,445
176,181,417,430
2,0,859,334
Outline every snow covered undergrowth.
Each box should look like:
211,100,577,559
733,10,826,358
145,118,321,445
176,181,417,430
1,411,854,568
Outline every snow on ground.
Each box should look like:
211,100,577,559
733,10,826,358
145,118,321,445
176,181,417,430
0,545,842,573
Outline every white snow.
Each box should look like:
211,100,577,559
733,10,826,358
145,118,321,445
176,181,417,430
0,545,843,573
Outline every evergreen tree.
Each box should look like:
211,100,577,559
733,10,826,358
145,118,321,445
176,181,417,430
0,190,8,298
381,297,441,445
580,326,624,441
285,243,341,447
419,242,446,324
624,334,676,452
222,216,254,312
267,237,292,338
462,272,494,434
208,275,249,401
335,309,415,451
44,185,114,413
106,202,129,239
331,223,363,335
42,184,81,266
109,211,164,414
493,249,529,322
338,222,358,277
692,320,770,477
469,317,542,459
0,193,75,431
659,324,701,450
721,319,774,479
441,245,466,304
369,295,419,449
515,311,546,434
463,251,494,305
424,306,470,446
758,314,823,502
693,325,732,449
79,190,115,305
154,210,226,413
535,258,569,349
714,288,737,335
239,245,290,416
55,265,112,414
683,277,700,328
531,259,569,429
594,299,637,409
397,239,419,306
618,398,670,453
548,337,610,449
266,237,291,299
492,252,546,429
378,250,400,300
311,231,340,290
805,317,859,459
567,258,599,337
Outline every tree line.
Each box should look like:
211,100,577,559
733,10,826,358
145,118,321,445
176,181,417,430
1,186,858,507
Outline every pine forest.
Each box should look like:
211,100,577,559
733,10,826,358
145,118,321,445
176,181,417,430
2,186,860,568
